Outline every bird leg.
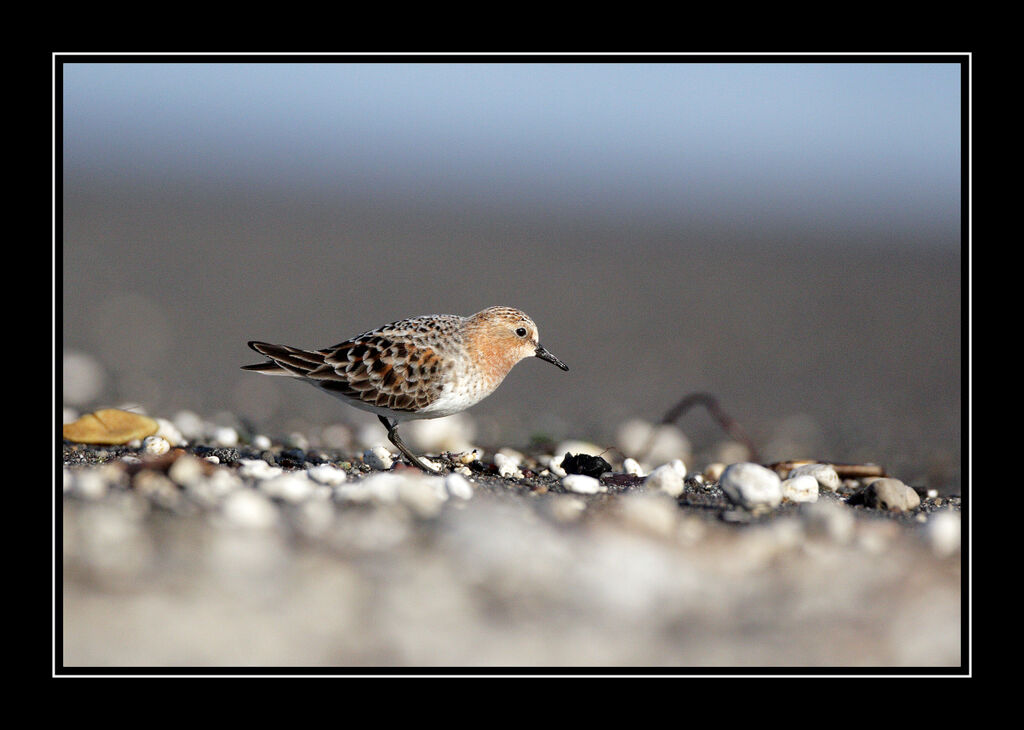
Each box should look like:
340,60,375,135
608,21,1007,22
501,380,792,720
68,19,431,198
378,415,439,473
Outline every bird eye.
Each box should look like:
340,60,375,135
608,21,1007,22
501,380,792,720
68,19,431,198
514,327,528,338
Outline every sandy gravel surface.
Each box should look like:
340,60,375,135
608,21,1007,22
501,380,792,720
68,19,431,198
60,434,964,671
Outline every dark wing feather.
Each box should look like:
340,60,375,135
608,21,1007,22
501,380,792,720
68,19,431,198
243,336,446,413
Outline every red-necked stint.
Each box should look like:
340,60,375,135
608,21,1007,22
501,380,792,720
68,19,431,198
242,306,569,472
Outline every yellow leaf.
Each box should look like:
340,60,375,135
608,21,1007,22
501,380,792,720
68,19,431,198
62,408,159,445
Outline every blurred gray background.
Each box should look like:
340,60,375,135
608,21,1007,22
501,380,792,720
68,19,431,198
61,60,963,490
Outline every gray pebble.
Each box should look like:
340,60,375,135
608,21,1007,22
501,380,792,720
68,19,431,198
862,478,921,512
720,462,782,509
787,463,840,492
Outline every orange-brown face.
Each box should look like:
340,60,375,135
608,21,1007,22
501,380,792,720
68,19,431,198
465,307,568,383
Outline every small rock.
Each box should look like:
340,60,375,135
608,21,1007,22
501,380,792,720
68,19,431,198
406,413,476,453
251,434,272,450
494,451,522,478
457,449,482,465
220,489,279,529
926,509,961,556
704,462,726,481
183,467,242,506
168,454,205,488
801,498,855,543
781,474,819,503
306,464,348,486
154,418,185,446
554,439,605,458
142,432,169,454
285,432,310,451
62,351,106,405
562,473,603,494
259,472,316,503
622,458,646,477
397,476,447,518
70,469,109,500
211,426,239,448
616,419,691,465
172,410,205,441
561,452,611,479
543,455,568,478
363,446,394,471
616,493,679,537
133,470,182,509
787,463,841,493
548,495,588,522
720,462,782,509
644,463,685,498
293,499,336,537
859,478,920,512
336,472,402,503
238,458,282,480
444,472,474,500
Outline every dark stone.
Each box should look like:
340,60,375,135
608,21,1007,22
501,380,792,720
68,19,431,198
561,452,612,479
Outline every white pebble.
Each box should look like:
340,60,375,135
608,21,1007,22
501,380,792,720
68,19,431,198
720,462,782,509
616,493,679,538
142,435,170,456
494,452,522,479
251,434,272,450
802,499,855,543
294,499,335,537
259,472,316,503
548,495,588,522
336,472,401,503
457,449,482,465
184,466,241,506
71,470,108,500
286,432,309,451
154,418,185,446
781,474,819,503
704,462,726,481
444,472,474,500
306,464,348,486
406,412,476,453
543,455,568,478
363,446,394,471
211,426,239,448
644,463,685,498
168,454,205,488
787,463,841,492
615,419,691,465
172,410,205,440
554,439,604,458
622,458,646,477
926,509,961,556
204,455,220,464
238,458,282,480
562,473,604,494
220,489,279,529
864,478,920,512
397,476,447,518
62,351,106,405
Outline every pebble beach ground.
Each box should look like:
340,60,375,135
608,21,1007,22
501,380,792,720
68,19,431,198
59,406,964,671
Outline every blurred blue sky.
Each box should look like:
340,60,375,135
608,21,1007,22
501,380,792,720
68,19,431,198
62,61,962,244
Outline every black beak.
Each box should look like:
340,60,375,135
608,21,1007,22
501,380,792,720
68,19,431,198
535,344,569,371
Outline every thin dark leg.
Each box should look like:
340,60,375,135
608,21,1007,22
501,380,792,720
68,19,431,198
378,415,438,472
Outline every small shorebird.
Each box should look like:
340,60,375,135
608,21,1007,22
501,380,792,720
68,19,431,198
242,306,569,472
